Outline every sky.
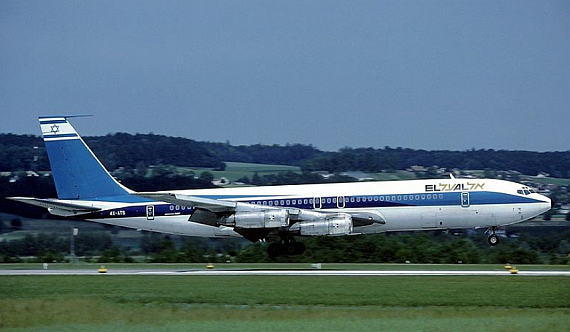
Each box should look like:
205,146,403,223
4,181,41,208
1,0,569,152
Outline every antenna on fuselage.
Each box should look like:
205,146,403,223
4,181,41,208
449,173,455,179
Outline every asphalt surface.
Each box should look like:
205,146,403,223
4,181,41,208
1,269,569,276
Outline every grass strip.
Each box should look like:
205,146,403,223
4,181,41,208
1,275,568,330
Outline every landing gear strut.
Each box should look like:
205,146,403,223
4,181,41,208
487,227,499,246
267,235,306,258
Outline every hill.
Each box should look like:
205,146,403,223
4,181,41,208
1,133,569,177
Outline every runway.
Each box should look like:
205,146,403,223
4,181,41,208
1,269,569,276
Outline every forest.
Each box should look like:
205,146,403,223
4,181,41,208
1,133,569,177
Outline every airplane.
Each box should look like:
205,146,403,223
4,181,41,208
8,116,552,257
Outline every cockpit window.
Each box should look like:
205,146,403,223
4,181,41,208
518,187,535,195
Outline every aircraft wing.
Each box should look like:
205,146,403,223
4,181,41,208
134,192,385,225
134,192,237,213
7,197,101,212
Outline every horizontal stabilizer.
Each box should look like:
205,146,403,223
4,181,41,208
7,197,102,212
134,192,237,213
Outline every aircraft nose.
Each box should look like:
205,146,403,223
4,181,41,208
540,195,552,213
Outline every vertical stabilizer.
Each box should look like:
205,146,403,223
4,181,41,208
39,116,132,200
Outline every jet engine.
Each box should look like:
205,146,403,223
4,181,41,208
290,213,353,236
220,209,290,228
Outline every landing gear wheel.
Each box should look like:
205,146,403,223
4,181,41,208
266,235,306,258
293,242,306,255
268,243,282,258
488,234,499,246
284,242,298,255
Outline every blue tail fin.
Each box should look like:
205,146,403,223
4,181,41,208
39,116,132,200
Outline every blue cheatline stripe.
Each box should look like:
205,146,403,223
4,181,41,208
43,133,79,139
39,119,67,124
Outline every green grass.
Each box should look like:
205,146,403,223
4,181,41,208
522,176,570,186
2,275,569,307
1,306,569,332
175,162,302,182
366,171,417,181
0,275,569,331
0,231,37,241
224,162,301,173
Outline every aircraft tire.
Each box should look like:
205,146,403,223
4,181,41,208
293,242,306,255
268,243,283,258
488,234,499,246
284,242,298,255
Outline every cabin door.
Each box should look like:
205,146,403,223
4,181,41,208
461,192,470,207
146,205,155,220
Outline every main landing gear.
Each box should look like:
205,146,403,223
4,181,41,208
267,235,306,259
487,227,499,246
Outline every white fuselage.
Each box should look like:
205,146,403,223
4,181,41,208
69,178,550,238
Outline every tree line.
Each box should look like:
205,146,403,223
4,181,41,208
1,133,569,177
2,230,568,265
